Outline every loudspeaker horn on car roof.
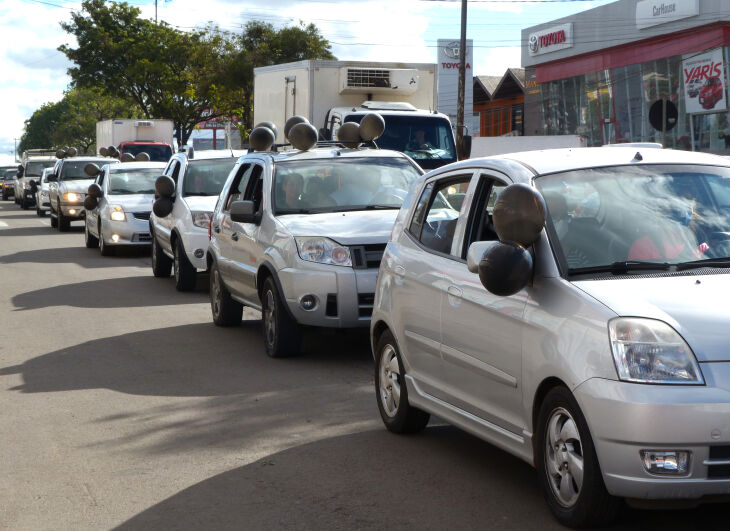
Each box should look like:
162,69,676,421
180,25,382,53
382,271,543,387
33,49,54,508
120,153,135,162
337,122,362,148
84,163,101,177
255,121,278,143
359,113,385,141
284,116,309,139
135,152,151,162
288,122,318,151
99,147,108,157
249,126,275,151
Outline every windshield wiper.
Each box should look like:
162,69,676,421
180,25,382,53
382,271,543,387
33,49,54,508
184,192,210,196
569,260,671,275
276,208,313,214
676,257,730,271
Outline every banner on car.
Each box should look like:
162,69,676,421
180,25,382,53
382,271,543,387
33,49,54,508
682,48,726,114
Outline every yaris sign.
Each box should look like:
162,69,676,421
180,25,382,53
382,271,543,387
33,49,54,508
527,24,573,56
682,48,726,114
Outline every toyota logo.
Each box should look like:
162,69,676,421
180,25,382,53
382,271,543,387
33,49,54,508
528,35,539,53
443,41,460,59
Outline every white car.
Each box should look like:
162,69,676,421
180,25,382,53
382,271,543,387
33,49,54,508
84,161,167,255
33,168,54,216
48,155,118,231
206,145,423,357
149,149,241,291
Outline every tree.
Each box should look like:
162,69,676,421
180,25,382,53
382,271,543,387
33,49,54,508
59,0,238,147
18,101,66,153
52,87,142,153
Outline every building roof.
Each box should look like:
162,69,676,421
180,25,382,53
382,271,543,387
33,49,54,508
474,69,526,103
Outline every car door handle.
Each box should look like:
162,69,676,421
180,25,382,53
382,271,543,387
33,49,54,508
447,286,463,298
231,232,239,241
213,224,220,233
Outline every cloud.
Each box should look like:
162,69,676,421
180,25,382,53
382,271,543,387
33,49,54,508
474,45,522,76
6,47,72,72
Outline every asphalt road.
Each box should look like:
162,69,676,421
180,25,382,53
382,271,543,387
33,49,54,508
1,200,729,530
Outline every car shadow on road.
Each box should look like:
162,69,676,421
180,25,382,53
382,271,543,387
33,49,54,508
114,426,730,531
0,322,372,399
12,275,207,310
0,226,61,237
0,244,149,267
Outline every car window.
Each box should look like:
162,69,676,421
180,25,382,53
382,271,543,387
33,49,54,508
182,158,237,197
25,160,55,177
409,181,435,236
243,165,265,214
59,161,103,181
108,168,159,195
223,163,252,211
416,176,471,256
462,176,508,257
166,161,181,183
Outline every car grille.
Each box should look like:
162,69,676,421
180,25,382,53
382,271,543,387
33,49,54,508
133,212,151,221
707,446,730,478
132,233,152,242
350,243,386,269
358,293,375,317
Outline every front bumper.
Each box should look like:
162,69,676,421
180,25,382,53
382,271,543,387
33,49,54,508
2,184,14,196
59,202,85,219
277,263,378,328
576,362,730,499
37,191,50,211
101,214,152,246
181,228,210,270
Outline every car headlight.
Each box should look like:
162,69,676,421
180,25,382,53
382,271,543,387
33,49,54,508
191,211,212,229
64,192,82,202
109,205,126,221
295,237,351,266
608,318,704,384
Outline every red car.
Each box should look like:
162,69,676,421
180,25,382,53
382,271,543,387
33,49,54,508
699,77,724,110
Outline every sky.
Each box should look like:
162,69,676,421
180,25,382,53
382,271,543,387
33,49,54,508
0,0,613,165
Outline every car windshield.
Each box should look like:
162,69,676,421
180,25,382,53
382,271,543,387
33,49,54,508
273,157,422,215
60,161,106,180
535,164,730,273
343,115,456,170
123,144,173,163
108,168,160,195
4,170,17,180
182,158,237,197
25,160,55,177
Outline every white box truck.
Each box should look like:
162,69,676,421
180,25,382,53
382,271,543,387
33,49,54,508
254,60,468,170
96,119,175,162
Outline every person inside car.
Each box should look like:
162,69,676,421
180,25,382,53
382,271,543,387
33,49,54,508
278,172,305,209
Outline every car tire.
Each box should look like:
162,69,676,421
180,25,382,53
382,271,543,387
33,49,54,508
210,260,243,326
99,225,114,256
375,329,430,434
535,386,621,528
57,202,70,232
84,221,98,248
173,239,196,291
261,276,301,358
151,232,172,278
21,197,28,210
1,190,7,201
50,210,58,228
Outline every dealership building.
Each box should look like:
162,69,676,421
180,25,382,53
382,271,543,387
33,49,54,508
522,0,730,154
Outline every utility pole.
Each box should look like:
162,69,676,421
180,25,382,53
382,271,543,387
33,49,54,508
13,138,17,162
456,0,467,160
155,0,158,23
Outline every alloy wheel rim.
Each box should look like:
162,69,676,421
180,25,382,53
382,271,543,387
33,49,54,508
263,290,276,347
378,344,401,418
545,407,584,508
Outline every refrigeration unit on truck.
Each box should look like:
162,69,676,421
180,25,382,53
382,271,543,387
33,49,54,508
254,60,469,169
96,119,174,162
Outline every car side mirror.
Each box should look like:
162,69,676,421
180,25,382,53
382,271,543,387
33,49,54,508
230,200,260,224
155,175,175,198
84,196,98,210
47,173,57,182
461,134,472,160
472,241,533,296
153,197,174,218
87,183,103,199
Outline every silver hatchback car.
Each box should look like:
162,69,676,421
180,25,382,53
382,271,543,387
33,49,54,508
372,147,730,527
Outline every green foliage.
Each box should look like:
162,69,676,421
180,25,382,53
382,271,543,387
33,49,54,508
18,101,66,153
19,87,141,154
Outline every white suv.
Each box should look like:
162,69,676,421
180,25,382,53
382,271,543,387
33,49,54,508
207,146,422,357
150,149,241,291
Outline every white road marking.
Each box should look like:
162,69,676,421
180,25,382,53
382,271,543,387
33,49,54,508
0,221,8,227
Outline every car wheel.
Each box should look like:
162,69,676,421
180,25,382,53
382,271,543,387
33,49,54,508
261,276,300,358
57,202,70,232
99,225,114,256
173,239,196,291
151,232,172,277
536,387,621,528
21,197,28,210
1,190,7,201
84,221,98,248
210,260,243,326
375,329,430,434
50,210,58,228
